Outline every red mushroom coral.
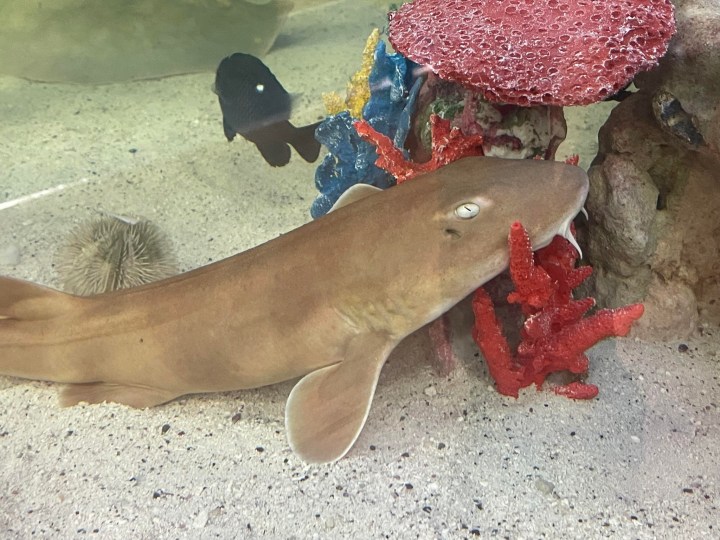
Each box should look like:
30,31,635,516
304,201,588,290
388,0,675,106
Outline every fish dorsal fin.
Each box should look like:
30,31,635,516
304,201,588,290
285,333,394,463
328,184,383,212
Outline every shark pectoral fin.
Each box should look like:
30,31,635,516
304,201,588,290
285,334,394,464
60,383,179,408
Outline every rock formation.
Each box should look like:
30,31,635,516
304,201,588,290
585,0,720,339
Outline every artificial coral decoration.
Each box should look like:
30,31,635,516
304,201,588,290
412,76,568,162
388,0,676,106
311,37,423,218
323,28,381,117
471,222,645,399
354,114,485,183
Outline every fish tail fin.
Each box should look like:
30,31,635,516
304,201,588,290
257,140,292,167
288,121,322,163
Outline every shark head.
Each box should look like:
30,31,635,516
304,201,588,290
404,156,589,303
327,156,589,331
286,156,589,464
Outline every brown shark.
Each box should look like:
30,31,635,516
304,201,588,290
0,156,588,463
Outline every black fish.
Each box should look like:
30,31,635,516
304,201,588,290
214,53,321,167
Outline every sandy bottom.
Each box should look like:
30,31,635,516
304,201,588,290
1,1,718,538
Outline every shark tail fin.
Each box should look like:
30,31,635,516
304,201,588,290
288,121,322,163
0,276,78,321
0,277,178,408
0,276,92,384
285,333,395,464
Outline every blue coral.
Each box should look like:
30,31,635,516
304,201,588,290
311,40,423,218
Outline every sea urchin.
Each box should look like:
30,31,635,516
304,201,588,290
56,214,177,295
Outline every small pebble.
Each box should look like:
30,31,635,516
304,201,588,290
678,343,689,353
535,477,556,495
192,510,208,529
0,243,20,265
161,424,170,434
424,386,437,397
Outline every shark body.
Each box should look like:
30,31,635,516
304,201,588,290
0,156,588,463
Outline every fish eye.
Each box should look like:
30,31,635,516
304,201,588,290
455,202,481,219
255,84,265,94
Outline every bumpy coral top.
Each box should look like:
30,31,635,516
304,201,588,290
388,0,675,106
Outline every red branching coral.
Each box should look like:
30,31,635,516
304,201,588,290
354,114,484,183
553,381,600,400
472,221,644,399
388,0,676,106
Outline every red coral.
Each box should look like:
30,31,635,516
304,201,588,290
509,225,593,312
472,221,644,399
471,288,525,396
564,155,580,167
553,381,599,400
355,114,484,183
506,221,554,311
388,0,675,106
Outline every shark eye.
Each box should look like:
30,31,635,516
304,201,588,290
455,202,480,219
255,83,265,94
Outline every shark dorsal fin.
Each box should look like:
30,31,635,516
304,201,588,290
285,333,394,463
328,184,383,212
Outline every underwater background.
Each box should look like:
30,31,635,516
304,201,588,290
0,0,717,537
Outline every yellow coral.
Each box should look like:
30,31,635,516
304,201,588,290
346,28,380,118
322,91,346,115
324,28,380,118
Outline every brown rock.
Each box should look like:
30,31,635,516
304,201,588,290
585,0,720,339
